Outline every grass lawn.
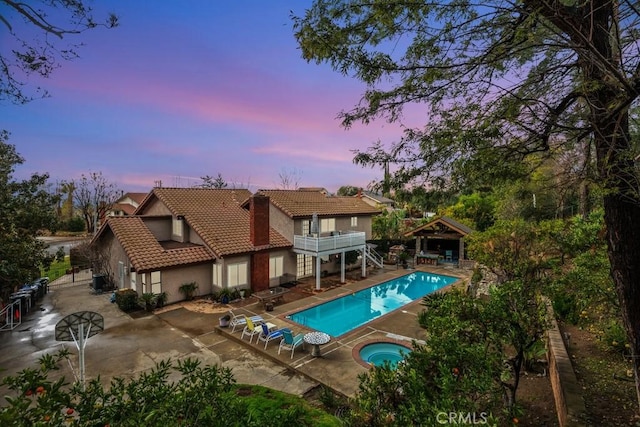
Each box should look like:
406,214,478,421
41,256,71,282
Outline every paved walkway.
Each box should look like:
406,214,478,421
1,264,470,400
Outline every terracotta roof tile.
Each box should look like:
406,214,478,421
254,189,381,218
142,188,291,256
107,217,213,272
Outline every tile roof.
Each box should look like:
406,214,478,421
139,188,291,256
120,192,148,204
253,189,381,218
107,216,214,272
404,215,475,237
361,191,395,204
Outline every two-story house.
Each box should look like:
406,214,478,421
251,189,383,290
91,187,381,303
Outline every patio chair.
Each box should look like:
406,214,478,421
229,310,264,333
278,329,305,359
257,324,290,350
240,316,262,343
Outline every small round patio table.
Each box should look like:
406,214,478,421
304,331,331,357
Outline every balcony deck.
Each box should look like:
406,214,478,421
293,231,366,255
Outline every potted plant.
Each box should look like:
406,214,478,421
398,251,410,269
219,288,232,304
219,313,231,327
140,292,156,312
179,281,198,301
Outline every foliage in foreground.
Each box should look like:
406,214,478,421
0,350,339,427
0,134,59,298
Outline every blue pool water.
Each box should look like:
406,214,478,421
359,342,412,368
287,271,457,336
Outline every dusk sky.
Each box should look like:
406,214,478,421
2,1,413,194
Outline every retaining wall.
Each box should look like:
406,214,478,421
546,314,587,426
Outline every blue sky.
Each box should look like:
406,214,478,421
2,1,406,193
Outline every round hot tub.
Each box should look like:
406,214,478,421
358,342,412,368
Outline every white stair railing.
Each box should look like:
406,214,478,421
364,245,384,269
0,299,21,331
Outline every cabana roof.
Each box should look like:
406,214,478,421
404,215,474,238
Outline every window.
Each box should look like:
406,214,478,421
269,256,284,279
139,272,147,292
151,271,161,294
172,217,183,237
130,271,136,290
212,263,222,286
302,220,310,235
227,262,248,288
351,216,358,227
320,218,335,233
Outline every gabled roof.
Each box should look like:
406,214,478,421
105,217,214,271
135,188,291,256
118,192,148,204
111,202,137,215
404,215,474,237
361,191,395,205
252,189,381,218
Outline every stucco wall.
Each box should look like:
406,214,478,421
145,217,171,241
141,198,171,215
158,264,212,304
269,205,294,240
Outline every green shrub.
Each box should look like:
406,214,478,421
599,318,629,355
115,289,139,312
179,281,198,300
551,292,579,324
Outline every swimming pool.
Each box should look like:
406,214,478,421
287,271,457,336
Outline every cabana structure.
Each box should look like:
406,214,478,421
404,216,475,269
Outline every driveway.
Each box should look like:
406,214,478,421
0,280,317,397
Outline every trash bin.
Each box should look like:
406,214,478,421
92,274,106,292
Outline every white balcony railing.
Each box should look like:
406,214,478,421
293,231,366,253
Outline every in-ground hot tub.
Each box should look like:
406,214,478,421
357,342,412,369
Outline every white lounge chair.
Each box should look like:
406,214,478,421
228,310,264,333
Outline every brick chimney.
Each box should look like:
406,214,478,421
250,194,270,292
250,194,270,247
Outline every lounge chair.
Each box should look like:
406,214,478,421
240,316,262,343
257,324,290,350
229,310,264,333
278,329,305,359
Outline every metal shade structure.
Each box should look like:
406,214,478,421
55,311,104,388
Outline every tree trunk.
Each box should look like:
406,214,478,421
576,0,640,407
603,187,640,407
593,97,640,407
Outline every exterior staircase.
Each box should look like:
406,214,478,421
363,245,384,269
